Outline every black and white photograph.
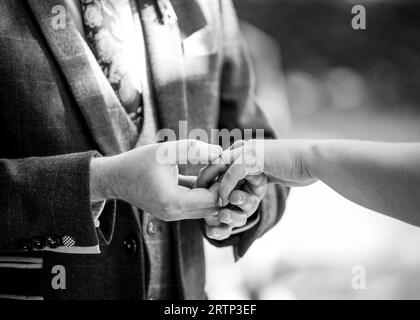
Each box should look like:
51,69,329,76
0,0,420,305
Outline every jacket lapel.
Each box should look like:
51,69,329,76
25,0,138,155
138,0,188,134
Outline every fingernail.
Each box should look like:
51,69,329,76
218,197,223,207
222,212,231,224
211,231,219,239
230,193,242,205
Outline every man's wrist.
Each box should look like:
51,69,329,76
90,156,115,202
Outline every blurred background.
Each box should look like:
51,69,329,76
205,0,420,299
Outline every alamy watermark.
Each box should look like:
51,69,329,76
51,265,66,290
352,5,367,30
351,265,367,290
154,121,265,167
51,5,67,30
50,4,368,31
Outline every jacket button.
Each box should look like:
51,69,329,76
30,237,47,250
21,241,33,252
62,235,76,247
123,237,137,255
46,236,61,249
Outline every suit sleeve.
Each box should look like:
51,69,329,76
0,151,115,254
208,0,289,259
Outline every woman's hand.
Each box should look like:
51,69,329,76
196,140,272,240
199,140,317,207
200,139,420,228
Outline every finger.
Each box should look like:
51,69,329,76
171,182,221,220
179,175,197,188
196,163,228,188
158,140,223,165
219,161,249,206
228,140,246,150
206,141,245,167
223,139,264,167
220,147,243,166
206,224,232,241
244,174,268,198
245,173,267,187
185,140,223,165
159,206,219,222
217,208,248,228
204,215,220,227
229,189,260,217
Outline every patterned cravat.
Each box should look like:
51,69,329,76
80,0,143,129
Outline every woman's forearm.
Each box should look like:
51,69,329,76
308,141,420,226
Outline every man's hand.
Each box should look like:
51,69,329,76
196,141,268,241
90,140,223,222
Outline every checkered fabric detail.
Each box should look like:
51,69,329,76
61,236,76,247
